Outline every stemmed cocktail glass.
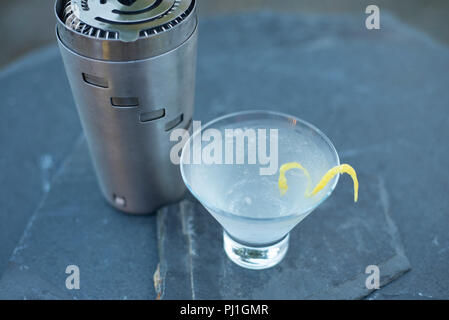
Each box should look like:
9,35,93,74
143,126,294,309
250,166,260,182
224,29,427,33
180,111,340,269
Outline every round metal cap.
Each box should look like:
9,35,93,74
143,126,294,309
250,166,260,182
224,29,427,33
56,0,197,60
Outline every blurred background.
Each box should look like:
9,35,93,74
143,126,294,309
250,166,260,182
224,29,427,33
1,0,449,68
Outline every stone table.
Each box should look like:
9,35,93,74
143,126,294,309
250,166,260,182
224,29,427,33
1,12,448,299
0,46,81,277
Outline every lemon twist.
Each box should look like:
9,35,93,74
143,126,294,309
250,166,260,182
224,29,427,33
278,162,359,202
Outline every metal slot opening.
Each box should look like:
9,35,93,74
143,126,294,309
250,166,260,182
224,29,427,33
139,109,166,122
111,97,139,107
184,118,193,130
165,114,184,131
82,73,108,88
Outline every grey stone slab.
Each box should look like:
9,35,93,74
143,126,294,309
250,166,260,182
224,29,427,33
158,12,449,299
0,139,159,299
155,201,196,300
157,172,410,299
0,46,82,276
2,10,449,300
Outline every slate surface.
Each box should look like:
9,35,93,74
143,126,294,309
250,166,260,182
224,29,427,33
157,173,410,299
158,13,449,299
0,139,159,299
1,12,449,299
0,46,82,276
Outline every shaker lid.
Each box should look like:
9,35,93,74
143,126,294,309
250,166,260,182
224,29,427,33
60,0,195,42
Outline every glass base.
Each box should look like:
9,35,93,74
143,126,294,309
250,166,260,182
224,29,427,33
223,231,289,270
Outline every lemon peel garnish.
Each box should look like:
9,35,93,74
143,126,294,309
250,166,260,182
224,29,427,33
278,162,312,196
278,162,359,202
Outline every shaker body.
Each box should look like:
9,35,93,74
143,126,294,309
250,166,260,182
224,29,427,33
57,25,197,214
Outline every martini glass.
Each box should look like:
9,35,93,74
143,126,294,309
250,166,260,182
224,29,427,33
180,110,340,269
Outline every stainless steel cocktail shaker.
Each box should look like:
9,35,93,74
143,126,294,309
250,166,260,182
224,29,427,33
55,0,198,214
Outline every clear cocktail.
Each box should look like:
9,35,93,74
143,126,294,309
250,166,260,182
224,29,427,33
180,111,343,269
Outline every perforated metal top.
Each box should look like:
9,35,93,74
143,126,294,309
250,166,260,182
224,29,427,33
59,0,195,42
